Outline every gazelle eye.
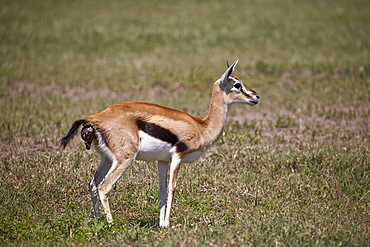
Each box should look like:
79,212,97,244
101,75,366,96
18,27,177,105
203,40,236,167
234,83,242,89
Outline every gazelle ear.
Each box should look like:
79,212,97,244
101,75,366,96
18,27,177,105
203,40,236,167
220,60,238,86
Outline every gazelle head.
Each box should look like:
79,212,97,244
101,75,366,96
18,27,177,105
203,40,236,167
220,60,260,106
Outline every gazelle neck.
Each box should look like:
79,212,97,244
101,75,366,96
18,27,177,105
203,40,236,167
202,81,230,145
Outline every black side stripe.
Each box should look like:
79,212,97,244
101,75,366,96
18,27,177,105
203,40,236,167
136,120,188,152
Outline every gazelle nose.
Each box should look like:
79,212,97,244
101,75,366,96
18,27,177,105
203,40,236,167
256,95,260,99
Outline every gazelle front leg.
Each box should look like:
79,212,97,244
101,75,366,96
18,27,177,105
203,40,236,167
158,160,168,227
162,153,182,228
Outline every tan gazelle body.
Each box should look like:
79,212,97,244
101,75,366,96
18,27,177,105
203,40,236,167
60,61,260,228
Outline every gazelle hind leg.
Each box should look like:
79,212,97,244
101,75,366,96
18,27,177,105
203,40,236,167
89,156,112,218
97,154,137,222
89,179,100,218
158,161,168,227
163,153,182,228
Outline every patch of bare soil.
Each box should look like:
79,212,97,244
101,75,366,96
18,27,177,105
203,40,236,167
7,81,178,104
229,103,369,147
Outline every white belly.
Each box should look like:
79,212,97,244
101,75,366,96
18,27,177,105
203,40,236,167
136,131,172,162
135,131,208,163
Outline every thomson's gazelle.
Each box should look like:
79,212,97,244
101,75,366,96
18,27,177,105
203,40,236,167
60,60,260,228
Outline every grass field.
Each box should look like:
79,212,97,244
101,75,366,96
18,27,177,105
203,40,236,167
0,0,369,246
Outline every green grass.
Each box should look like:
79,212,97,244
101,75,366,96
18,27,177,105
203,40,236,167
0,0,369,246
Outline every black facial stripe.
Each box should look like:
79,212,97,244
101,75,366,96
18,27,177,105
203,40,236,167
136,120,188,152
241,88,253,98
